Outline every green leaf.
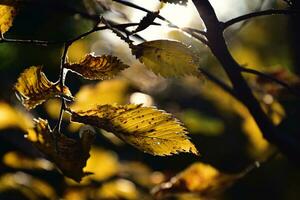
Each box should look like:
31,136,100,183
65,54,129,80
131,40,201,78
71,104,199,156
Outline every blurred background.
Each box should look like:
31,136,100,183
0,0,300,199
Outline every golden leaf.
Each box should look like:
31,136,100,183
131,40,200,78
65,54,129,80
14,66,73,110
26,118,95,182
152,162,238,199
0,101,32,131
71,104,199,156
0,5,16,34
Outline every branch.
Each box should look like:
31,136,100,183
199,68,238,100
239,67,300,97
224,9,300,29
192,0,300,164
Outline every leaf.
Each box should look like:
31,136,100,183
26,118,95,182
14,66,73,110
65,54,129,80
133,11,160,34
152,162,239,199
159,0,188,6
71,104,199,156
131,40,201,78
0,5,16,34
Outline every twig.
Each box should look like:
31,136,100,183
224,9,300,29
239,66,300,97
199,68,238,100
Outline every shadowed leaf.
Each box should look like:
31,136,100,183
65,54,129,80
152,162,239,199
26,118,95,182
0,5,16,34
159,0,188,5
133,11,159,34
14,66,73,110
131,40,201,78
71,104,199,156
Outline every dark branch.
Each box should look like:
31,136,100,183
239,66,300,97
224,9,300,29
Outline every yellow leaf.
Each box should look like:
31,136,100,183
26,118,95,182
0,5,16,34
71,104,199,156
3,151,54,170
132,40,200,78
14,66,73,110
152,162,238,198
65,54,129,80
0,101,32,131
71,79,129,111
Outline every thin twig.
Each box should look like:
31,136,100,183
239,66,300,97
224,9,300,29
199,68,239,101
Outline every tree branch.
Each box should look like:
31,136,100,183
239,66,300,97
192,0,300,164
224,9,300,29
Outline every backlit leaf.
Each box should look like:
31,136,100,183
26,118,95,182
65,54,129,80
152,162,238,198
131,40,201,78
133,11,160,34
159,0,188,5
0,5,16,34
14,66,73,110
71,104,199,156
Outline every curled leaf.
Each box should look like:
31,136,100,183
0,5,16,34
14,66,73,110
71,104,199,156
159,0,188,5
26,118,95,182
131,40,201,78
65,54,129,80
152,162,239,199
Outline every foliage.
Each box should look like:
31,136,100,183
0,0,300,199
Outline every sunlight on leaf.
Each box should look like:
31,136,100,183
0,5,16,34
71,104,199,156
26,118,95,182
152,162,238,199
0,172,57,200
65,54,129,80
97,179,139,200
0,101,32,131
14,66,73,110
3,151,54,170
71,79,129,111
131,40,201,78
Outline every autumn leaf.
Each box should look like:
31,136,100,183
152,162,239,199
159,0,188,5
71,104,199,156
65,54,129,80
26,118,95,182
0,5,16,34
14,66,73,110
131,40,201,78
